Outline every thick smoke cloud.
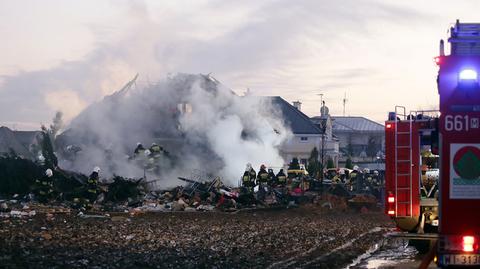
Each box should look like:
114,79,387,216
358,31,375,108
0,0,433,130
57,73,291,187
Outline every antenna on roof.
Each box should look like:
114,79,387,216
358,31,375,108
342,91,348,116
317,93,324,104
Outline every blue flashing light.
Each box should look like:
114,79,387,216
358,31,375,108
459,69,478,81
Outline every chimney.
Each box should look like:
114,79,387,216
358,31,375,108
292,101,302,111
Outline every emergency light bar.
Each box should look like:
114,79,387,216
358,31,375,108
459,69,478,81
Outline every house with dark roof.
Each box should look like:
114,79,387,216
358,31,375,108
269,97,339,166
311,115,385,164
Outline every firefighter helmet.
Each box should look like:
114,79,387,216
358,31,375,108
93,166,101,173
45,169,53,177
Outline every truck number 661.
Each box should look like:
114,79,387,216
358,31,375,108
444,115,469,131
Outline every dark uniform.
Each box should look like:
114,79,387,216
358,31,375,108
134,143,145,157
242,167,257,192
242,171,251,188
276,169,287,187
267,169,276,186
33,172,54,203
85,171,99,209
249,168,256,184
257,166,269,186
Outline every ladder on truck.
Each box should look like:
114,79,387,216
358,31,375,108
394,106,413,217
449,20,480,56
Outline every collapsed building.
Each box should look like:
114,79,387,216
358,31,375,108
54,73,291,188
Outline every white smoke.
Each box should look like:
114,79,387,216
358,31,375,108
180,78,289,183
57,73,291,187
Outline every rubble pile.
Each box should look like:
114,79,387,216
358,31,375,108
0,205,392,269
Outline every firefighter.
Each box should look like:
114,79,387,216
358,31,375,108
247,163,256,186
242,167,252,189
134,142,145,157
150,143,162,157
33,169,54,203
364,168,372,184
339,169,346,183
372,170,380,185
276,169,287,187
352,166,365,192
143,149,156,172
267,168,276,186
332,170,341,184
349,166,359,192
257,164,269,186
85,166,100,209
242,163,256,192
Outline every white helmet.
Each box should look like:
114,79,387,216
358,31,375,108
144,149,151,156
339,169,345,175
152,142,157,146
246,163,252,171
37,154,45,162
353,165,359,171
93,166,101,173
137,142,142,146
364,168,370,174
373,170,379,175
45,169,53,177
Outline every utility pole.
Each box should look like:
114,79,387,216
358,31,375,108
320,99,326,182
321,127,326,181
342,91,348,116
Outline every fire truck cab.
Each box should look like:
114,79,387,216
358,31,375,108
435,20,480,267
385,20,480,267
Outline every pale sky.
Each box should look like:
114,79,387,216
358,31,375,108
0,0,479,130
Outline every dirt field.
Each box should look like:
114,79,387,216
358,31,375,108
0,206,393,269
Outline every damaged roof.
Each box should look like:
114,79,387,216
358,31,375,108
13,130,41,148
0,126,34,158
268,96,322,135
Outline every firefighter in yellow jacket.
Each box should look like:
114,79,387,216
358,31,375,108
257,164,269,186
33,169,54,203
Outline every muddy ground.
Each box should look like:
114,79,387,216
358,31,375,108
0,206,394,269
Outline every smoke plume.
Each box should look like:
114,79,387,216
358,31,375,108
56,73,291,187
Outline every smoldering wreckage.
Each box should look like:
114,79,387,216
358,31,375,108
0,74,389,268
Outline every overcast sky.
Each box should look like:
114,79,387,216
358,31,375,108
0,0,478,130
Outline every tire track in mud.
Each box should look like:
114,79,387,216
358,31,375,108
269,227,388,269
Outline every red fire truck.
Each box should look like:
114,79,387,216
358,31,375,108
384,108,439,250
385,20,480,267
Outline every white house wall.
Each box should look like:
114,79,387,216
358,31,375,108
280,134,339,166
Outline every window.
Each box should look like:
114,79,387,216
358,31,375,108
300,136,308,141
